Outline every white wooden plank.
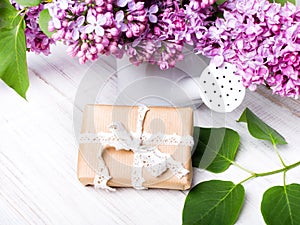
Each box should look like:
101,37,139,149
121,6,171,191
0,194,30,225
0,63,186,225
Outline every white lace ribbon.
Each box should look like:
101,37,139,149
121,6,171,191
79,106,194,190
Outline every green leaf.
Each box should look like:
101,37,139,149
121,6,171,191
269,0,296,5
238,108,287,145
192,127,240,173
38,9,54,37
261,184,300,225
0,0,20,28
182,180,245,225
0,17,29,99
216,0,227,5
288,0,296,4
14,0,41,7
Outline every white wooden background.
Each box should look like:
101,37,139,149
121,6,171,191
1,43,300,225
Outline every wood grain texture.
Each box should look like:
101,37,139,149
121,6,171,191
0,43,300,225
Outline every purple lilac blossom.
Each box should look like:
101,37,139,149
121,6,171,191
10,0,300,98
11,1,54,55
193,0,300,98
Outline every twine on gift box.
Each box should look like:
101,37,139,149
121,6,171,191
79,106,194,191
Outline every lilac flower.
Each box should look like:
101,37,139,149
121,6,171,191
14,0,300,98
11,1,54,55
128,1,144,12
117,0,133,7
69,16,85,40
59,0,73,9
147,5,158,23
189,0,217,10
126,39,184,70
45,0,123,64
84,14,106,36
46,2,62,29
132,27,150,47
115,11,128,32
123,1,147,38
203,0,300,98
159,61,169,70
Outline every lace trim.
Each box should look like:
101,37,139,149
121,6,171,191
79,106,193,190
93,148,116,192
79,132,194,146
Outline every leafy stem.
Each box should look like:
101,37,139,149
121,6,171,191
188,108,299,225
18,10,26,27
230,160,255,175
239,160,300,184
12,7,27,25
236,143,300,184
256,160,300,177
284,170,287,187
273,143,287,167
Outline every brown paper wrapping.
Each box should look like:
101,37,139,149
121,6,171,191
77,105,193,190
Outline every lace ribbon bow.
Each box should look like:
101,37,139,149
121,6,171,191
79,106,194,191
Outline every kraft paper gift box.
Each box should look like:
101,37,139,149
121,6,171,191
77,104,194,190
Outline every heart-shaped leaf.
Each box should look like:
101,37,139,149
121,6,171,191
238,108,287,145
14,0,41,7
261,184,300,225
38,9,54,37
0,16,28,98
183,180,245,225
192,127,240,173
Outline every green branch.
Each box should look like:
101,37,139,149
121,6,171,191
273,143,287,167
239,160,300,184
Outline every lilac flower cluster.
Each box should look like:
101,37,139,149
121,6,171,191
44,0,217,67
11,0,300,98
11,1,54,55
46,0,121,64
193,0,300,98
